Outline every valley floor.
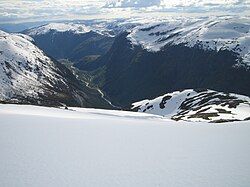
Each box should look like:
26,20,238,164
0,104,250,186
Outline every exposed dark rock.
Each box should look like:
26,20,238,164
159,95,172,109
216,108,232,114
188,112,220,120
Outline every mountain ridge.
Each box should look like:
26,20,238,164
0,30,112,108
23,23,115,62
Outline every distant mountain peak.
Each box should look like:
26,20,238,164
26,23,91,36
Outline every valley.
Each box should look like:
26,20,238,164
60,59,120,109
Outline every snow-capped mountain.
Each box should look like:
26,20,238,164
132,89,250,123
23,23,115,62
76,16,250,107
127,16,250,66
25,22,122,37
27,16,249,66
16,17,250,108
0,30,112,108
25,23,91,36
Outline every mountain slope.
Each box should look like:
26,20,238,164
128,16,250,66
0,30,112,108
132,89,250,123
24,23,114,62
78,16,250,107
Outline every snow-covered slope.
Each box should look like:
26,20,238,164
26,23,91,36
0,104,250,186
0,30,112,108
127,16,250,66
0,30,64,101
132,89,250,123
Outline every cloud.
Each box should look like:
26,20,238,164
105,0,161,8
105,0,250,12
0,0,107,23
0,0,249,23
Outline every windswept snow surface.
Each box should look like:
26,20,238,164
127,16,250,66
0,104,250,186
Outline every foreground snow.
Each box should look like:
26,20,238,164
0,104,250,186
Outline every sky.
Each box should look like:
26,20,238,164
0,0,249,23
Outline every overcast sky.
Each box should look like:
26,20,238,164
0,0,249,23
